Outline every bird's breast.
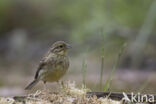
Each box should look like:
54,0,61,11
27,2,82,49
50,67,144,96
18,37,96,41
42,56,69,82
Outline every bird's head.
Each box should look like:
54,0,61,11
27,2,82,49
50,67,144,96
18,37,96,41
51,41,71,56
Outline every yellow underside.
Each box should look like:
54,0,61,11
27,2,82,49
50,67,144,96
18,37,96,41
42,68,67,82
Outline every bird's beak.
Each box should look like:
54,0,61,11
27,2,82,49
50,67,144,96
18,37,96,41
66,44,72,49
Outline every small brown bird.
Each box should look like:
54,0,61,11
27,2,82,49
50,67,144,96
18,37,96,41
25,41,71,90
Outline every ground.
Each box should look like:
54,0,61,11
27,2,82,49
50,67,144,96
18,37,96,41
0,81,122,104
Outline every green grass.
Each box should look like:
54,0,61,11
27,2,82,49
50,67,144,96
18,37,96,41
81,57,87,87
103,43,127,91
99,47,104,91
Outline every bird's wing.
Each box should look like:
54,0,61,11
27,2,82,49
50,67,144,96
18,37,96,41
35,60,46,79
34,51,53,79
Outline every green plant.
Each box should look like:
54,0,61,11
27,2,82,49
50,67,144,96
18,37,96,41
99,47,105,91
103,43,127,91
81,57,87,87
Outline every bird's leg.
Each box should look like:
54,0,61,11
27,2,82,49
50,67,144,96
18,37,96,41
43,81,48,91
56,81,59,85
57,80,65,89
61,81,65,89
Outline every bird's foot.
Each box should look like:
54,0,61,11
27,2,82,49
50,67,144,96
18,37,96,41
57,81,66,90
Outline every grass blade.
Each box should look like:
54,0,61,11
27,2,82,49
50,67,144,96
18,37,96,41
103,43,127,91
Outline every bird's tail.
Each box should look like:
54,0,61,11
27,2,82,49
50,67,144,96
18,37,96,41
25,79,39,90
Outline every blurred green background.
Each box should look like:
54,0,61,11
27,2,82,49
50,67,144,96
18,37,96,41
0,0,156,96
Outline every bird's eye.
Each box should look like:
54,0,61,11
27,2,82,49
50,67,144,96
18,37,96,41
59,45,63,48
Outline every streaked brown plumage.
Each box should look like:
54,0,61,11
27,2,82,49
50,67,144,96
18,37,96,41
25,41,71,90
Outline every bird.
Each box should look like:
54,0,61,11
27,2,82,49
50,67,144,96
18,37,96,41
25,41,71,90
